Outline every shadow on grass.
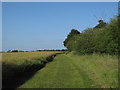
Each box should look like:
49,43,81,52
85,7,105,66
2,53,62,90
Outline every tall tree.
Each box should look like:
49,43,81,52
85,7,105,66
63,29,80,51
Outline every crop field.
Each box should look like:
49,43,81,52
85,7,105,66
2,51,61,88
2,51,60,65
19,53,118,88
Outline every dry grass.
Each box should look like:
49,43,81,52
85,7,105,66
2,51,61,88
2,51,60,65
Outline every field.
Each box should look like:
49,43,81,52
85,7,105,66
2,51,61,88
18,53,118,88
2,2,118,89
2,51,60,65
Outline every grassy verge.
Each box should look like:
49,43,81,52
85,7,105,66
2,51,61,88
68,53,118,88
19,53,118,88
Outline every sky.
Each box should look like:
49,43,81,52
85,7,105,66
2,2,118,51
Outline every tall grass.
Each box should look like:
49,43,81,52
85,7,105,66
19,53,118,88
3,51,59,65
2,51,61,88
68,53,118,88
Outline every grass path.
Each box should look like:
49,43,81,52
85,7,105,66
19,54,97,88
19,54,118,88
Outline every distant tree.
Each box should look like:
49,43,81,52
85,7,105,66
36,50,41,52
7,50,11,52
61,49,67,51
11,50,19,52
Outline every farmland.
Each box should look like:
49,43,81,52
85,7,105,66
2,2,118,89
19,53,118,88
2,51,60,65
2,51,62,88
2,51,118,89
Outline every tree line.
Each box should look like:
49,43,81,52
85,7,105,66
6,49,67,52
63,16,119,55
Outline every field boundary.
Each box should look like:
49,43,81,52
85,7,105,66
2,52,63,89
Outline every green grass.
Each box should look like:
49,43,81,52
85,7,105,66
19,53,118,88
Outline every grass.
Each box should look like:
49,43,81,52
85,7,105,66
19,53,118,88
2,51,61,88
2,51,60,65
68,53,118,88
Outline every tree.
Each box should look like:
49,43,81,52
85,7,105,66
63,17,118,55
94,20,107,29
63,29,80,51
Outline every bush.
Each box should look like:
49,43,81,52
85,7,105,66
64,17,118,55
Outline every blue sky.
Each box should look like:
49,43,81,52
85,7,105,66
2,2,118,51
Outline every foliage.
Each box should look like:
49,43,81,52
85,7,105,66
94,20,107,29
64,17,118,55
63,29,80,51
